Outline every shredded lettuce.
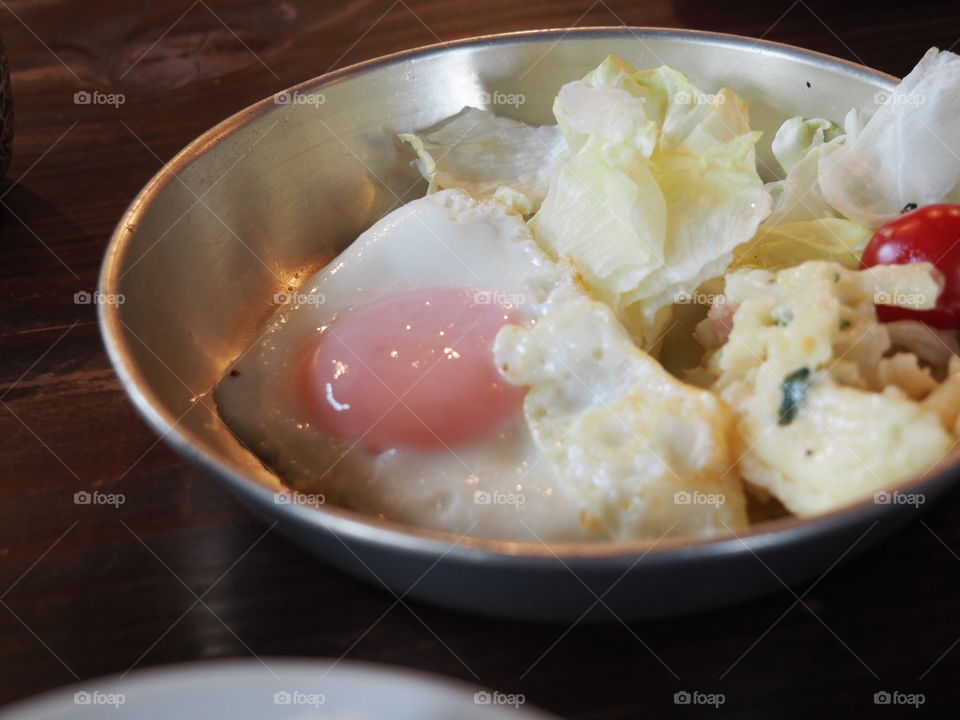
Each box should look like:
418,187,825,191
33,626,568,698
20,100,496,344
396,49,960,340
771,117,842,175
399,107,565,215
739,113,870,271
732,218,872,271
529,56,772,348
742,50,960,271
817,48,960,228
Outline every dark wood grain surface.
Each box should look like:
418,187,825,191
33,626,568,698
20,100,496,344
2,1,960,717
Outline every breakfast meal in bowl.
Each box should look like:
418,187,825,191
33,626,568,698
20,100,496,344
215,47,960,544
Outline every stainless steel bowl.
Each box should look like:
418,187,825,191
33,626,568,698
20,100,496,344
99,27,960,622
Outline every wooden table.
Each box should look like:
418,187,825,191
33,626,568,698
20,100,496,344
2,1,959,717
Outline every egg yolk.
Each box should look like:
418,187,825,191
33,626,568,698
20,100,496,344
304,288,525,450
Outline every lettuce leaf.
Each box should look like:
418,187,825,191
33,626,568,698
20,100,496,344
762,108,867,227
731,217,872,271
529,56,772,348
399,107,565,215
771,117,842,175
733,48,960,274
818,48,960,228
739,113,871,271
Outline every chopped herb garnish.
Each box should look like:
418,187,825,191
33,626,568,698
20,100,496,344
772,308,794,327
901,202,918,214
838,319,851,330
779,367,812,426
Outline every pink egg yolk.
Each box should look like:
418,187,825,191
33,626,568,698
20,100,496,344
303,288,525,451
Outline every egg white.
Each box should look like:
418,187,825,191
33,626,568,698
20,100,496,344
215,189,597,542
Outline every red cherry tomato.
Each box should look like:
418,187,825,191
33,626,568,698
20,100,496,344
860,203,960,328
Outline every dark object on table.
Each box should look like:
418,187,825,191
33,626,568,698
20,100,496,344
0,33,12,179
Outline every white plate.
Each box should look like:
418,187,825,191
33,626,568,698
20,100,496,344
0,659,557,719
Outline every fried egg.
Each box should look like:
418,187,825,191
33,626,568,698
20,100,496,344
215,189,596,541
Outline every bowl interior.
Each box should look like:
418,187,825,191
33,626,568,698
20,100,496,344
100,28,906,552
